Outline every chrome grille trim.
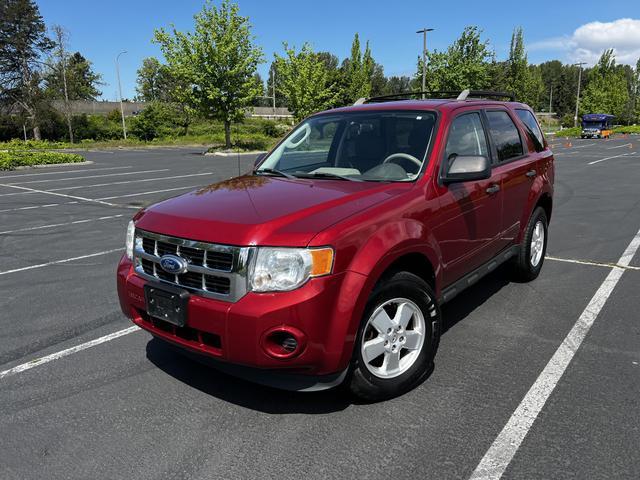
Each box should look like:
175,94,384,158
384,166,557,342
132,229,252,302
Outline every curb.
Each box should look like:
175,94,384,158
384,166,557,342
204,151,267,157
10,160,94,171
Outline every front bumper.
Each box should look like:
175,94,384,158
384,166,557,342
117,255,367,379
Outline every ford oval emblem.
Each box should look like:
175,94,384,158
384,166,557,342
159,254,188,275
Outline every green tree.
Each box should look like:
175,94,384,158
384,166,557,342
507,27,528,101
46,52,102,100
274,43,338,121
0,0,53,139
581,50,629,120
135,57,195,134
385,75,412,95
341,33,375,103
154,0,263,148
136,57,172,102
415,26,493,92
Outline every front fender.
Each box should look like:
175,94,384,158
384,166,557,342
333,218,442,369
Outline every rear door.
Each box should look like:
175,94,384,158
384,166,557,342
431,110,504,286
484,108,536,245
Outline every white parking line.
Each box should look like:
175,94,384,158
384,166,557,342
96,184,200,200
0,172,214,197
0,248,123,276
0,166,132,179
546,255,640,271
588,152,636,165
0,202,78,213
0,326,141,380
0,183,135,209
566,142,597,149
469,227,640,480
48,172,214,192
0,214,126,235
606,143,632,149
0,184,201,213
5,169,169,185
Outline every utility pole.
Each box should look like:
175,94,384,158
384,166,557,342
116,51,128,140
548,86,553,128
416,28,434,99
271,65,276,113
573,62,586,128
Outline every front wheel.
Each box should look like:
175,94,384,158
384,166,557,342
512,207,548,281
348,271,441,402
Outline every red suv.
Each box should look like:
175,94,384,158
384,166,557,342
117,90,554,400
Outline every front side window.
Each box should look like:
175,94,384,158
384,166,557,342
485,111,524,162
444,112,489,161
257,111,437,182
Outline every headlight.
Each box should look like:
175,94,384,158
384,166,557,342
125,220,135,259
249,247,334,292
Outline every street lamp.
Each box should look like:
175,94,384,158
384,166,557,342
115,51,128,139
416,28,434,99
573,62,586,128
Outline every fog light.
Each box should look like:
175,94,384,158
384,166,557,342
281,336,298,352
261,327,306,359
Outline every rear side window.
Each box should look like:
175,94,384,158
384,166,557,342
485,111,524,161
516,109,544,151
444,112,489,161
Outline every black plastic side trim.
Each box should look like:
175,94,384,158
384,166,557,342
440,245,520,304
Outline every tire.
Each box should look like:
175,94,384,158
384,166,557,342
347,271,441,402
512,207,548,282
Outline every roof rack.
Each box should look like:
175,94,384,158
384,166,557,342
456,89,515,102
354,89,516,105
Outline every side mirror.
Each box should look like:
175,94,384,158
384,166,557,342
442,155,491,184
254,153,266,167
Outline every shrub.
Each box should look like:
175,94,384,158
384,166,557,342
613,125,640,134
0,151,84,170
129,102,178,140
553,127,581,138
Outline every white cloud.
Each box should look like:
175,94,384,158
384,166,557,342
530,18,640,65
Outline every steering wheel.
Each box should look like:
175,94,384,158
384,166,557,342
382,152,422,169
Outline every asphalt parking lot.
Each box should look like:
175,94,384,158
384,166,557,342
1,137,639,480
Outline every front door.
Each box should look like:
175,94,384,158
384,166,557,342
431,111,504,286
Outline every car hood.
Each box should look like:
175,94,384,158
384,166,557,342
134,175,410,246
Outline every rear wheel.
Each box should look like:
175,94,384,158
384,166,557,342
348,271,441,402
512,207,548,281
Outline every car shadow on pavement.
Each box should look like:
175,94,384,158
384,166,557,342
145,338,352,414
440,265,511,335
145,265,512,412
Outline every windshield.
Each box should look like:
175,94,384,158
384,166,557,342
257,111,437,182
582,120,605,129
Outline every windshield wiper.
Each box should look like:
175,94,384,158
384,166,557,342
254,168,295,179
292,172,363,182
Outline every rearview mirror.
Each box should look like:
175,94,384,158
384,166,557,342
442,155,491,184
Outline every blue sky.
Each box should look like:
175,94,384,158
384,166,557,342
38,0,640,100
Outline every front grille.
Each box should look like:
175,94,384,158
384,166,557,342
133,229,250,302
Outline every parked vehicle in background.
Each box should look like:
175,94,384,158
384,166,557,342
117,89,555,401
581,113,614,139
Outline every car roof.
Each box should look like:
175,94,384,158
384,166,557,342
316,98,531,116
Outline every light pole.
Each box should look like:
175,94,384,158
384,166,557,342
116,51,128,139
573,62,586,128
416,28,434,99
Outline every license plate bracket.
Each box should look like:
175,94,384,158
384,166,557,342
144,283,189,327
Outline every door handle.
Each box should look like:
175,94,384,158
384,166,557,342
525,169,537,178
486,184,500,195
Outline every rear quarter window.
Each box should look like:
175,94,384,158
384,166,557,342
516,109,545,151
485,111,524,162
